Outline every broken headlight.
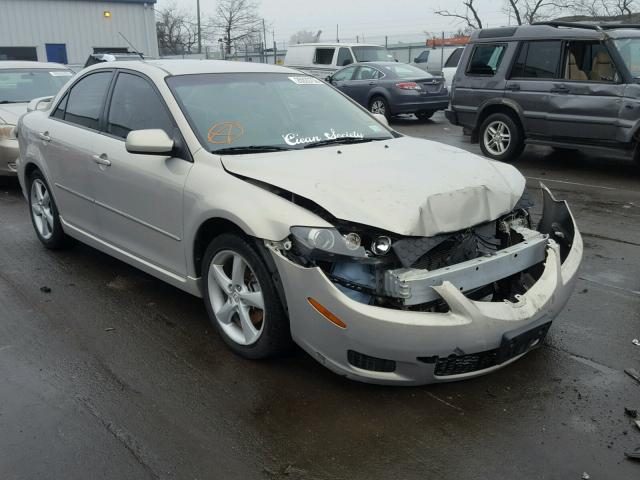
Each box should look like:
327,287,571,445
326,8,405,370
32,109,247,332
290,226,371,261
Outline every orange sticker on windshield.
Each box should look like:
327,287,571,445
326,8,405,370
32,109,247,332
207,121,245,144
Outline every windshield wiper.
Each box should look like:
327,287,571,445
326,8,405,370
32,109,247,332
214,145,293,155
302,137,377,149
0,100,24,104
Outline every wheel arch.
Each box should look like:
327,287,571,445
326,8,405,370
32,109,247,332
474,100,524,143
192,217,249,278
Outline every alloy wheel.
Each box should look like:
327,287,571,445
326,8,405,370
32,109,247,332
30,179,54,240
483,120,511,156
370,99,386,116
207,250,265,346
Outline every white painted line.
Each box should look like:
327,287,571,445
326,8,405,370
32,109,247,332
527,176,617,191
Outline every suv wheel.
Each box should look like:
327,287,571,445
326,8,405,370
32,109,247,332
479,113,524,162
202,233,292,359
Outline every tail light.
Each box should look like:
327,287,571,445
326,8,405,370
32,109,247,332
395,82,421,90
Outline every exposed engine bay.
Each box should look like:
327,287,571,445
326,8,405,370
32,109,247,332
279,187,575,311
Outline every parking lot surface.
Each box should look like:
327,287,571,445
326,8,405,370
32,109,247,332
1,113,639,479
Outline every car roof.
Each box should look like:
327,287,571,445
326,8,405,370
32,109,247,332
0,60,70,70
79,59,303,79
470,23,640,42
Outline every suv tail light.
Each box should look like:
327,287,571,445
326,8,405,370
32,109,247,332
395,82,421,90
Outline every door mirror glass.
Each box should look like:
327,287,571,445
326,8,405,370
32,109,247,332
125,129,174,155
372,113,388,127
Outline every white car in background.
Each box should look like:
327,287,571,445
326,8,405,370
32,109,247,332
0,61,73,175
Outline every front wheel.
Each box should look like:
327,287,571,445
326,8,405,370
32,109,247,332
479,113,524,162
202,233,292,359
28,170,68,249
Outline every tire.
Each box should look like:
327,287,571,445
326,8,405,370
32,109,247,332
416,110,434,121
28,170,68,249
479,112,524,163
202,233,292,359
369,96,390,120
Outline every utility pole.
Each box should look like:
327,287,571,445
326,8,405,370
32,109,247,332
272,29,276,64
196,0,202,54
336,24,339,43
356,35,359,43
440,31,445,71
385,35,388,48
262,18,267,63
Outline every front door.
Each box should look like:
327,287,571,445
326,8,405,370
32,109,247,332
45,70,114,234
546,41,623,142
92,71,192,276
45,44,68,64
505,40,562,138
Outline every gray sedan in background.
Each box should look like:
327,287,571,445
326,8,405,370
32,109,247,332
327,62,449,120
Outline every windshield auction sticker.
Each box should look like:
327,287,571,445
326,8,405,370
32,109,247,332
288,76,323,85
282,129,364,146
208,121,245,144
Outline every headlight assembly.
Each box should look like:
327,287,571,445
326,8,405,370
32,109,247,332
0,124,16,140
290,226,369,261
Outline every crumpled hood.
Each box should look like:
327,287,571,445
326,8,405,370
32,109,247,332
0,103,27,125
221,136,525,237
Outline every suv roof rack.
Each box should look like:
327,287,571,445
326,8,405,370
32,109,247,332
534,21,640,31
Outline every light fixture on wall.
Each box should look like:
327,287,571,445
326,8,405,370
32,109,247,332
103,11,112,19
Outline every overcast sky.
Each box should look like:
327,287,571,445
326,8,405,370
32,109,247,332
155,0,514,45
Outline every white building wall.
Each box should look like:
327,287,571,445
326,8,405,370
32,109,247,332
0,0,158,64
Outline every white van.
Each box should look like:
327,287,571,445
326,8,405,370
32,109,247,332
413,47,465,88
284,43,395,78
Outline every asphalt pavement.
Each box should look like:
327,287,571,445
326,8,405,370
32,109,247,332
1,112,639,480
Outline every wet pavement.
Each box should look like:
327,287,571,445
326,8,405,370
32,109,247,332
1,112,639,479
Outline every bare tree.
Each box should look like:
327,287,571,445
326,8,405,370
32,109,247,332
506,0,573,25
435,0,484,29
575,0,637,16
290,30,321,44
156,4,199,55
214,0,262,55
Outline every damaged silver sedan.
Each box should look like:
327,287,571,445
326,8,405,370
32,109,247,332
17,60,582,385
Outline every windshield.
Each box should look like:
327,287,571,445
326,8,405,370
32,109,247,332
0,69,73,103
352,46,395,62
167,73,394,153
383,63,433,78
614,38,640,78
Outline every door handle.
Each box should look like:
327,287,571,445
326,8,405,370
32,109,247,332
38,131,51,142
551,86,569,94
368,81,376,85
92,154,111,167
506,84,520,91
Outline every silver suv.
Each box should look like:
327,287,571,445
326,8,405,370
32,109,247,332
446,22,640,163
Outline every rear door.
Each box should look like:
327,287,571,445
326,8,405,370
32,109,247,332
505,40,562,137
349,65,383,106
45,70,114,234
546,40,623,142
92,70,192,276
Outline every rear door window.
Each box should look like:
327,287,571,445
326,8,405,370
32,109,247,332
563,41,618,82
354,66,380,80
313,48,336,65
511,41,562,79
62,71,112,130
445,48,464,68
467,44,506,76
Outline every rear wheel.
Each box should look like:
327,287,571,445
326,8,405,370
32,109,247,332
369,96,390,120
416,110,434,121
202,233,292,359
28,170,68,249
479,113,524,163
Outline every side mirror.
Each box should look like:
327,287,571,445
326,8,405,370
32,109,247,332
325,75,332,82
372,113,389,127
27,96,53,112
414,57,419,62
125,129,174,155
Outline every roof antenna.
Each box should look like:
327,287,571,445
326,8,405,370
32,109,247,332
118,32,144,59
